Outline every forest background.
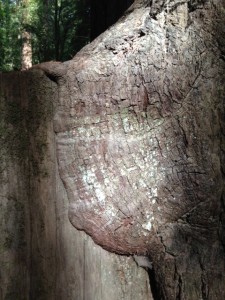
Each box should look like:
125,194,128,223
0,0,91,71
0,0,134,71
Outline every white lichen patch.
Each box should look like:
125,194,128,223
142,221,152,231
105,205,117,218
83,169,96,185
95,187,106,203
122,117,130,133
151,187,158,197
126,166,138,172
104,177,110,186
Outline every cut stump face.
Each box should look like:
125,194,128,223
54,4,224,255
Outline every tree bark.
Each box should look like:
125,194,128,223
0,0,225,299
0,70,152,300
52,0,225,298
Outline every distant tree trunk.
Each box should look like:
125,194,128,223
21,30,32,70
54,0,60,60
21,0,32,70
0,0,225,299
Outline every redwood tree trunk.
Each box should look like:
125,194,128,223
0,0,225,299
51,0,225,298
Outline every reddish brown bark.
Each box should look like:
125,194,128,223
49,0,225,298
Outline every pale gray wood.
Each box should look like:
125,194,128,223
0,72,152,300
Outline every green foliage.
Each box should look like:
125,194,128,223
0,0,90,71
31,0,90,62
0,0,22,71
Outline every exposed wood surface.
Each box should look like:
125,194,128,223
0,71,152,300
